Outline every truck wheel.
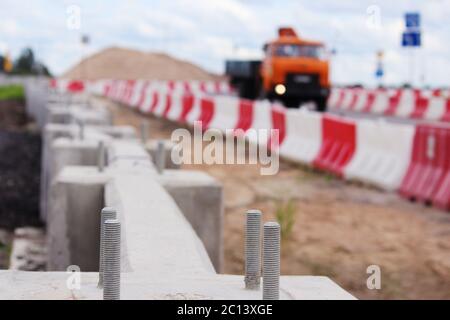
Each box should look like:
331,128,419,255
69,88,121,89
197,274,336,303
315,97,327,112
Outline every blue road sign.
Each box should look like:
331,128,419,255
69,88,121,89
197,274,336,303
405,12,420,29
375,68,384,78
402,31,421,47
375,62,384,78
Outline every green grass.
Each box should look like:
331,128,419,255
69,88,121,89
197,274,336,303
275,199,297,241
0,85,25,101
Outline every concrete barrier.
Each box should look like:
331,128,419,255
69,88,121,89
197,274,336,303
157,170,223,272
47,166,109,271
145,140,180,170
43,145,353,298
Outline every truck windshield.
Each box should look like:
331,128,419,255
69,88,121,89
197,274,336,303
274,44,323,58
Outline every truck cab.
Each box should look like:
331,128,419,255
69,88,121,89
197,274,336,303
226,27,330,111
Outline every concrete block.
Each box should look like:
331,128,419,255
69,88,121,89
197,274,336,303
41,137,103,222
107,140,155,171
70,107,111,126
47,166,110,271
40,124,78,221
145,139,180,170
104,169,215,276
156,170,223,273
45,106,71,124
93,125,137,140
24,77,49,128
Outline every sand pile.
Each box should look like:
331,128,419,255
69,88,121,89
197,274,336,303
62,47,220,81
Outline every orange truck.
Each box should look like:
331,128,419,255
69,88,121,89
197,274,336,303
225,27,330,111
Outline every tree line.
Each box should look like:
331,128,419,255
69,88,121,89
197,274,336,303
0,47,51,76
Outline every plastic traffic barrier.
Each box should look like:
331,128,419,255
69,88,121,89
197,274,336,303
66,80,85,93
400,124,450,203
440,99,450,122
432,129,450,210
278,109,322,164
345,120,414,190
415,126,449,202
399,125,428,199
234,99,253,132
208,96,240,131
245,100,272,145
179,95,195,123
313,115,356,176
197,97,215,129
268,105,286,150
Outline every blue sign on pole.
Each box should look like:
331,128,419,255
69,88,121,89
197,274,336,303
375,68,384,78
402,12,421,47
405,13,420,28
402,31,421,47
375,61,383,78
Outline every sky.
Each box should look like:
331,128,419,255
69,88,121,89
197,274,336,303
1,0,449,87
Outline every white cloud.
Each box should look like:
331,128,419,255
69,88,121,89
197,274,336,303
1,0,449,87
0,18,20,36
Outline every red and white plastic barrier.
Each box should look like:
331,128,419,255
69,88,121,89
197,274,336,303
329,87,450,122
344,120,415,190
52,78,450,212
399,124,450,209
278,110,322,164
51,78,233,97
313,115,356,176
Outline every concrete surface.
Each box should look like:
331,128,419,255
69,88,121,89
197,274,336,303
146,139,180,169
40,123,138,221
0,271,355,300
157,170,223,273
105,168,215,275
47,166,110,271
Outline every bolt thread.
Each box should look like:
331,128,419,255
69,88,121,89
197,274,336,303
98,207,117,288
103,219,121,300
263,222,280,300
156,140,165,174
245,209,261,290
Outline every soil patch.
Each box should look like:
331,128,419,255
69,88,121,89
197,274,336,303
0,100,42,230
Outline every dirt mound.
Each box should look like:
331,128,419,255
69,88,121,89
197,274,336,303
62,47,221,81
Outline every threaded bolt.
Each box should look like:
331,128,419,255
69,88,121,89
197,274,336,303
245,209,261,290
97,140,105,172
156,140,165,174
141,120,149,144
263,222,280,300
103,219,121,300
98,207,117,288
